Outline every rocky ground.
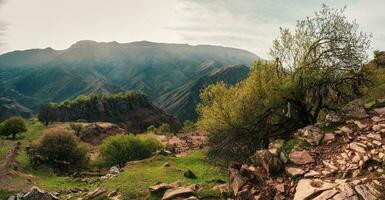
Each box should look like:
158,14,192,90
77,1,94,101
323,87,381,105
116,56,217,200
229,99,385,200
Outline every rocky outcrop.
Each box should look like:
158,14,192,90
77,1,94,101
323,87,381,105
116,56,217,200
341,99,369,119
158,131,207,154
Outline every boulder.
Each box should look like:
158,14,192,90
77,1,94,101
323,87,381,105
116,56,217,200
354,183,380,200
85,187,106,199
313,189,339,200
162,187,195,200
252,150,283,174
341,99,369,119
374,107,385,115
321,133,335,144
289,150,314,165
295,126,323,146
293,179,338,200
229,167,247,195
107,166,121,175
23,186,58,200
236,189,253,200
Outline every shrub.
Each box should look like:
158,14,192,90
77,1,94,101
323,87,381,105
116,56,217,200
99,134,163,167
69,123,83,136
182,120,196,132
30,128,88,169
0,116,27,139
158,123,171,133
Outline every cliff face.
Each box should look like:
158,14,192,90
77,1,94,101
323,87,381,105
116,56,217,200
38,92,180,132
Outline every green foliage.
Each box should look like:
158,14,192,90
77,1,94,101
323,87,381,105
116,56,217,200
182,120,196,132
282,139,311,155
0,116,27,139
70,123,83,136
197,5,372,164
147,123,172,135
31,128,88,169
374,49,381,58
99,134,163,167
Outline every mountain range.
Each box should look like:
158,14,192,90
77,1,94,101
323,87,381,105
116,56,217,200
0,40,258,121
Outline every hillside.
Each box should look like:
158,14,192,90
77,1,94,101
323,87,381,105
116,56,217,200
157,64,250,121
0,41,258,120
38,92,180,132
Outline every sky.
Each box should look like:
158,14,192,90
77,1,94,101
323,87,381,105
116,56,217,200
0,0,384,59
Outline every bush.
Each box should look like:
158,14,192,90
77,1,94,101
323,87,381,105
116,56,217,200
182,120,196,132
0,116,27,139
99,134,163,167
30,128,88,169
146,123,172,135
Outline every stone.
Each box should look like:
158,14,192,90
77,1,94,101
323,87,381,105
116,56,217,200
149,182,175,193
339,126,353,134
156,149,173,156
354,121,367,129
372,125,382,131
289,150,314,165
304,170,321,178
107,166,120,175
367,133,381,141
86,187,106,199
371,116,382,122
333,183,357,200
313,189,339,200
253,150,283,174
293,179,338,200
236,189,254,200
321,133,335,144
325,112,341,123
374,107,385,115
274,183,285,193
354,183,380,200
229,167,247,195
349,143,366,154
184,170,197,179
341,99,369,119
268,139,285,156
296,126,323,146
323,161,338,171
285,167,305,177
162,187,195,200
23,186,58,200
279,152,288,163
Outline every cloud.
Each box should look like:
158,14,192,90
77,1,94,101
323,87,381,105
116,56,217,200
0,0,7,48
171,0,384,58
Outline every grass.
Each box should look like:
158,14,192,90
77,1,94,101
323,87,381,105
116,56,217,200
102,151,226,200
282,138,312,155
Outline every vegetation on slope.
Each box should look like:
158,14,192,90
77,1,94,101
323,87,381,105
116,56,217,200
38,92,181,132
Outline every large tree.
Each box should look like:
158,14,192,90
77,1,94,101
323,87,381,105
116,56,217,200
270,5,371,124
197,5,371,164
0,116,27,139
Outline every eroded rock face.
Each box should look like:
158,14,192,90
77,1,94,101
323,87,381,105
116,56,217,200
253,150,283,174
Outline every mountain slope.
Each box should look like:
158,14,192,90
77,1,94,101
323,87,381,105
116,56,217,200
157,65,250,121
0,40,258,120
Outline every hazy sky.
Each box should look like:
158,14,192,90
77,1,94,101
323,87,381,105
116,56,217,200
0,0,384,58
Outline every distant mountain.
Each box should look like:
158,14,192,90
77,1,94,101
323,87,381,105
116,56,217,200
0,40,258,120
157,65,250,121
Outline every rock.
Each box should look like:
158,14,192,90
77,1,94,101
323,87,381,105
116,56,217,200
304,170,321,178
285,167,305,177
184,170,197,179
322,161,338,171
289,150,314,165
274,183,285,193
213,184,228,194
253,150,283,174
325,112,341,123
354,121,367,129
354,183,380,200
149,182,175,193
268,139,284,156
293,179,338,200
85,187,106,199
229,167,247,195
23,186,58,200
374,107,385,115
333,183,357,200
107,166,120,175
162,187,195,200
156,149,173,156
236,189,253,200
295,126,323,146
349,143,366,154
162,162,171,168
279,152,288,163
367,133,381,141
372,125,382,131
339,126,353,134
341,99,369,119
313,189,339,200
321,133,335,144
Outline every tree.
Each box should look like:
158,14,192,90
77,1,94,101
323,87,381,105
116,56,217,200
270,5,371,124
38,104,56,126
0,116,27,139
197,5,371,164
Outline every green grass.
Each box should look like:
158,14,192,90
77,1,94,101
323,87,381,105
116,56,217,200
282,139,312,155
0,139,13,162
102,151,226,200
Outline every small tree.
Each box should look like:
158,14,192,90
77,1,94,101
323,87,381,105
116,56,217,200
374,49,381,58
0,116,27,139
38,104,56,126
158,123,171,134
182,120,196,132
